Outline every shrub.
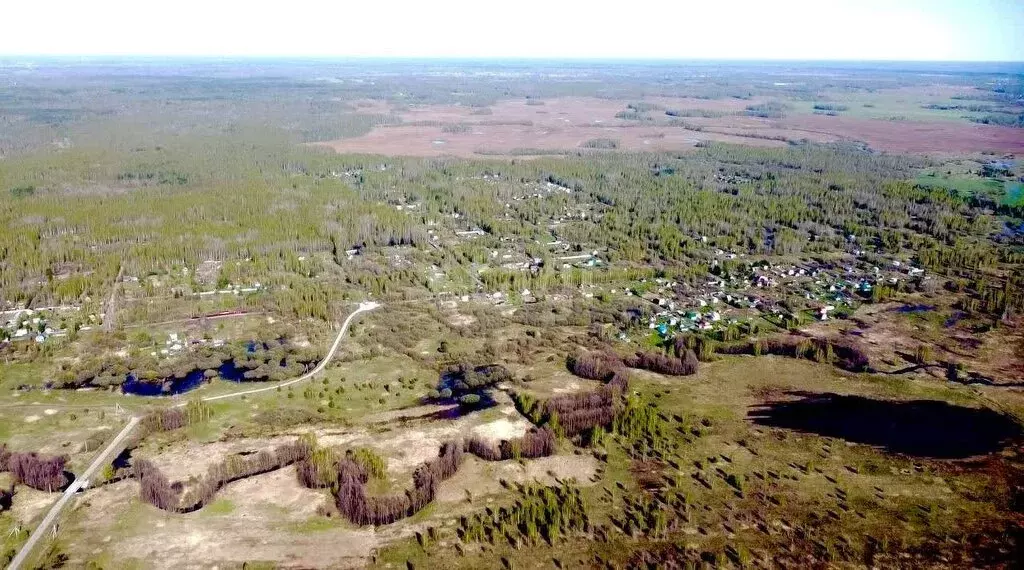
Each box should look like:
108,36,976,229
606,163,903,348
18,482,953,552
745,101,788,118
581,138,619,150
567,350,623,381
468,427,556,461
135,459,179,510
517,427,556,458
715,335,869,371
351,448,387,479
297,446,340,488
459,393,482,407
544,388,614,416
623,350,698,376
336,442,462,526
138,438,313,512
9,452,68,492
558,406,617,437
465,437,502,461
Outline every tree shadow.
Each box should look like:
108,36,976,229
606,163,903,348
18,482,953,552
748,391,1021,459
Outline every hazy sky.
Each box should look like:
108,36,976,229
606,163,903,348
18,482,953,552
4,0,1022,61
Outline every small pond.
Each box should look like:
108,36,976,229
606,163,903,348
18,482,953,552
122,359,276,396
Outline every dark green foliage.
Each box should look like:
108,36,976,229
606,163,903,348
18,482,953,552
612,394,677,459
714,335,869,371
351,447,387,479
459,393,482,407
458,482,589,546
438,363,512,399
813,103,849,112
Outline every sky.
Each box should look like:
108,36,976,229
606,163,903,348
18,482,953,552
3,0,1022,61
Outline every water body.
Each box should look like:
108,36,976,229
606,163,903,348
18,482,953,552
122,360,263,396
1001,220,1024,238
122,369,206,396
895,304,934,314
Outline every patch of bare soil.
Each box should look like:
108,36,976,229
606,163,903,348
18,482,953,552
96,473,378,569
436,454,598,504
145,435,303,481
359,403,460,425
218,465,324,520
448,312,476,327
803,302,1024,384
146,397,532,485
347,420,467,473
10,487,54,526
470,417,532,441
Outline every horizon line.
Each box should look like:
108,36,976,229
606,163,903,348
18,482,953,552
1,54,1023,65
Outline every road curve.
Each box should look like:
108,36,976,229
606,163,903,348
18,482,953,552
198,301,379,403
7,415,141,570
5,302,378,569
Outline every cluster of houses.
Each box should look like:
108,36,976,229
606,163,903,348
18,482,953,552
0,306,94,343
616,252,930,341
505,180,574,203
196,282,264,297
148,331,225,358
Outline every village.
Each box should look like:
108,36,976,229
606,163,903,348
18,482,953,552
416,217,932,348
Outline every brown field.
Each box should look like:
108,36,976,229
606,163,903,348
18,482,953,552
782,114,1024,154
316,123,787,158
800,299,1024,387
314,95,1023,157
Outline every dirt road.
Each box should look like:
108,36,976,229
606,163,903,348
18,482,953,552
7,415,141,570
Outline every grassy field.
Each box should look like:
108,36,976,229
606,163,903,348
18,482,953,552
370,356,1021,569
1,302,1020,569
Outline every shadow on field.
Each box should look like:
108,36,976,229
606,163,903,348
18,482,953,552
748,391,1022,459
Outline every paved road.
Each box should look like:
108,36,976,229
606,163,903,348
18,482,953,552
5,302,379,569
7,415,141,570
